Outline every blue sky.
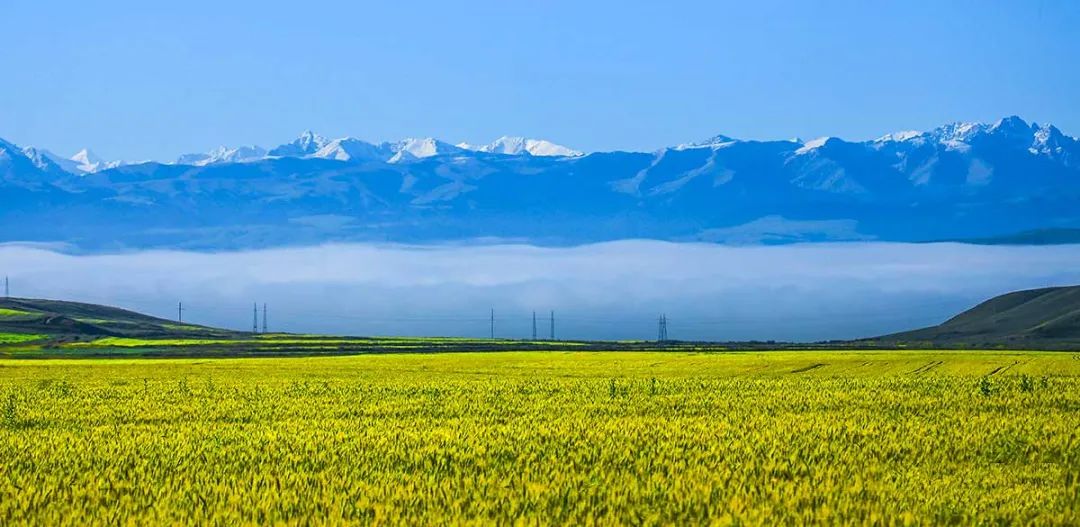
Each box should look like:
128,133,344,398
3,0,1078,160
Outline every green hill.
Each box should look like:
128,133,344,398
877,285,1080,350
0,297,235,342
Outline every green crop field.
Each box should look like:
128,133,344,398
0,309,34,318
1,350,1078,524
0,333,45,345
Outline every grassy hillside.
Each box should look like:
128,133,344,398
876,285,1080,349
0,297,235,344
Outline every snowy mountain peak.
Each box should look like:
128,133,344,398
70,148,103,166
67,148,124,174
467,136,582,157
477,136,527,155
399,137,455,156
795,136,836,155
924,121,990,146
874,130,923,143
176,145,267,166
383,138,461,163
269,131,329,157
311,137,386,162
18,146,65,173
991,115,1033,134
298,130,323,143
676,134,738,150
17,145,123,175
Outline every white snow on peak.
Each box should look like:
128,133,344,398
70,148,102,167
19,146,124,174
990,115,1032,133
675,134,738,151
476,136,529,155
795,137,834,155
1030,123,1070,156
384,138,462,163
924,121,987,145
311,138,385,162
396,138,458,158
874,130,923,143
19,146,65,172
522,138,581,157
67,148,124,173
177,145,267,166
297,130,326,147
465,136,582,157
269,131,329,157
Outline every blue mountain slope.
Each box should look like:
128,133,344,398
1,116,1078,249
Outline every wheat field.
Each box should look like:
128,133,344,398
1,351,1078,525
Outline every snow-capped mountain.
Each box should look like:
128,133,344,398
2,116,1078,249
176,145,268,166
457,136,582,157
387,137,464,163
310,138,388,162
68,149,124,174
674,134,740,150
267,131,328,158
17,146,123,175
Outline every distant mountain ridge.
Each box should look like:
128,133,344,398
1,116,1079,249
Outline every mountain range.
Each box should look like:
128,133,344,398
2,116,1078,250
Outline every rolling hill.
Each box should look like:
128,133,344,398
0,297,234,341
877,285,1080,349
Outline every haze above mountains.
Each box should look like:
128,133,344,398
2,116,1079,250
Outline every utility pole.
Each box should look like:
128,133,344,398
550,310,555,340
252,303,259,334
490,308,495,339
532,311,537,341
177,301,184,323
262,303,268,334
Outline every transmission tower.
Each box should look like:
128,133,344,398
532,311,537,340
657,314,668,343
177,301,184,323
252,303,259,334
549,310,555,340
262,303,268,333
490,308,495,339
3,275,8,298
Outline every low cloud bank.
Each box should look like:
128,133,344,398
1,241,1078,341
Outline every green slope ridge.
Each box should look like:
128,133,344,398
0,297,234,340
878,285,1080,349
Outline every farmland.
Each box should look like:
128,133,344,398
1,350,1078,524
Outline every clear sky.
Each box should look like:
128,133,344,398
3,0,1078,161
